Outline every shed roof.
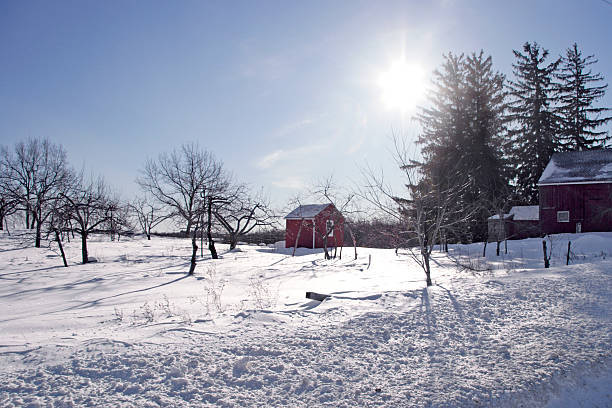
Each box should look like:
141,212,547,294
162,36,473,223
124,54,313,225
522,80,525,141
488,206,539,221
285,204,331,219
538,150,612,185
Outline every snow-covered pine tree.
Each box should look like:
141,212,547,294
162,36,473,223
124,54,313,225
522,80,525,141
507,42,560,205
556,43,611,150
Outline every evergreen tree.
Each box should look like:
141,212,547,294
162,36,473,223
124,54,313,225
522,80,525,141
556,43,611,150
417,53,467,190
418,51,509,242
507,42,560,204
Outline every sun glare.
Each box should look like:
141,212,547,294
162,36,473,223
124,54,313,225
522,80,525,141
378,60,427,112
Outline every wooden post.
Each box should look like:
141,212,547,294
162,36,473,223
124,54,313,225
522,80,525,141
367,254,371,269
482,241,487,257
200,215,204,258
542,240,550,268
566,241,571,265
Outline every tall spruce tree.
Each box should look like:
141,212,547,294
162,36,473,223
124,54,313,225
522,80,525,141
418,51,509,242
556,43,611,150
507,42,560,204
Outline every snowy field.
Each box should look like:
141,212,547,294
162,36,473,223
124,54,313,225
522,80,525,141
1,231,612,407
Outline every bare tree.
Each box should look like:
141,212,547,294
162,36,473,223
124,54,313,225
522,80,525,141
312,176,360,260
61,173,116,264
213,186,274,250
106,199,132,241
0,138,72,247
0,180,18,231
284,195,308,257
47,201,72,267
137,143,228,236
129,195,168,240
0,156,17,231
359,138,472,287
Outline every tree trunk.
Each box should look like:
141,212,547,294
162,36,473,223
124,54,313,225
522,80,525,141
54,229,68,267
496,240,500,256
185,219,193,237
323,233,329,260
0,213,4,231
200,223,204,257
35,221,42,248
189,228,198,275
207,197,218,259
81,232,89,264
482,240,487,257
146,232,151,240
292,219,304,257
347,225,357,260
229,234,237,250
424,251,432,287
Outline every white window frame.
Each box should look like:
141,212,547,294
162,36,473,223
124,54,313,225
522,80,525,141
557,211,570,223
326,219,334,237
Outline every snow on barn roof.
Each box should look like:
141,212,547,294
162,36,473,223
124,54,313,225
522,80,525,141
284,204,330,219
538,150,612,185
488,206,539,221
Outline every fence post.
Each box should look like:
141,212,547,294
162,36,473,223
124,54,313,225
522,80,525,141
542,240,550,268
566,241,571,265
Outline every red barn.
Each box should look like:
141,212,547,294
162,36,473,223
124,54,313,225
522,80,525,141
538,150,612,234
284,204,344,248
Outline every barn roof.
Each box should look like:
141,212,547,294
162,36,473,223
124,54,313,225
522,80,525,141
285,204,331,219
538,150,612,185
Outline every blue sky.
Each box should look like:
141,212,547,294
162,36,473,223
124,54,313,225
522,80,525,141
1,0,611,208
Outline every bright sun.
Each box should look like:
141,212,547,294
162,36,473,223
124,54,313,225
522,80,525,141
378,60,427,112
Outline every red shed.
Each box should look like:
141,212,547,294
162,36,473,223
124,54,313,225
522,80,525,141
284,204,344,248
538,150,612,234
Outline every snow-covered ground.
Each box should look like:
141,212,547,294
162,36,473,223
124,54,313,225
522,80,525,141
1,231,611,407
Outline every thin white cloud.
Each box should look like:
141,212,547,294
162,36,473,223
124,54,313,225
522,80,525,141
257,149,284,169
274,118,315,138
255,142,328,170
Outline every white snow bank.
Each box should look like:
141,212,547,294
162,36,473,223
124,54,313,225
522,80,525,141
1,230,612,407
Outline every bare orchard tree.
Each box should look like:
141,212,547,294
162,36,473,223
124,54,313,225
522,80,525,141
47,199,72,267
0,173,18,232
0,138,72,247
129,195,168,240
0,158,18,231
105,199,132,241
137,143,228,236
359,139,471,287
61,173,116,264
312,176,360,260
213,186,275,250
